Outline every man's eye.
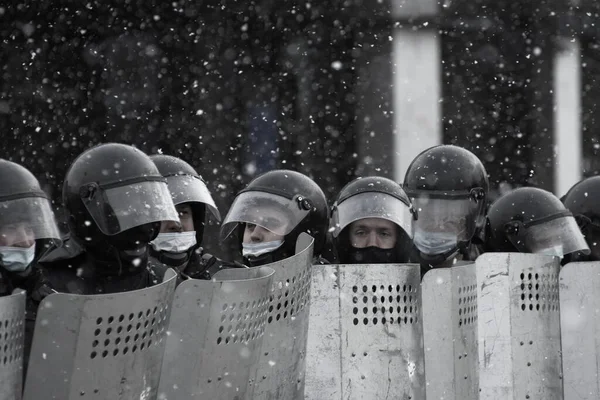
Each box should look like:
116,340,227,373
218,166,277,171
247,223,256,230
353,230,365,236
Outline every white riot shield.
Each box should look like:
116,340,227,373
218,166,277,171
421,263,479,400
252,233,315,400
305,264,425,400
560,261,600,400
23,270,177,400
157,266,275,399
0,290,26,400
476,253,562,399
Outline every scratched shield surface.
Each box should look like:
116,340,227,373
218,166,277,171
252,233,315,400
23,270,177,400
305,264,425,400
422,262,479,400
560,261,600,400
158,266,275,400
476,253,562,400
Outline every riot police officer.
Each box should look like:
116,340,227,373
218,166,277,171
331,176,415,264
403,145,489,270
563,176,600,261
485,186,589,258
0,159,63,371
41,143,181,294
0,159,61,293
220,169,330,266
149,154,241,279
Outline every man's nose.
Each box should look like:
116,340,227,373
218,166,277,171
366,232,378,248
250,226,268,242
13,227,35,248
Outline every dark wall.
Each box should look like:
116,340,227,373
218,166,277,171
0,1,361,257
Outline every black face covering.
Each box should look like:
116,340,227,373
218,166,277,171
85,223,159,276
347,246,397,264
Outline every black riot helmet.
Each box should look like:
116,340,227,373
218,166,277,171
150,154,220,243
220,170,329,266
149,154,221,267
485,187,589,258
331,176,416,264
63,143,180,270
403,145,489,265
0,159,62,262
562,176,600,260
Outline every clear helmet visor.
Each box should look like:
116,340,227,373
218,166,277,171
220,191,310,241
165,175,221,221
411,197,480,242
332,192,413,238
509,216,590,257
0,196,61,246
81,180,180,236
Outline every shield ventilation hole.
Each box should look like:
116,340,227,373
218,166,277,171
351,283,419,326
265,264,311,325
0,317,23,365
89,304,169,360
216,296,270,345
518,271,559,312
457,284,478,328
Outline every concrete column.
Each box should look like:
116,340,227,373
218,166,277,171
392,27,442,183
554,37,582,197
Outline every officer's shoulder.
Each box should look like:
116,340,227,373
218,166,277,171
39,235,84,264
146,257,171,283
147,257,169,271
38,253,86,280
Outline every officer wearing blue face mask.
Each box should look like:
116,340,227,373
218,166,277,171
149,155,245,281
0,159,62,371
220,170,330,267
403,145,489,273
0,159,62,289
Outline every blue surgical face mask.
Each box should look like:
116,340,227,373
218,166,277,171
537,244,564,258
0,244,36,272
151,231,197,254
413,230,457,256
242,240,284,258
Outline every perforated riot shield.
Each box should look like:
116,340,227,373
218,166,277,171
476,253,562,399
252,233,315,400
305,264,425,400
560,261,600,399
421,263,479,400
157,266,275,399
0,290,26,400
23,270,177,400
